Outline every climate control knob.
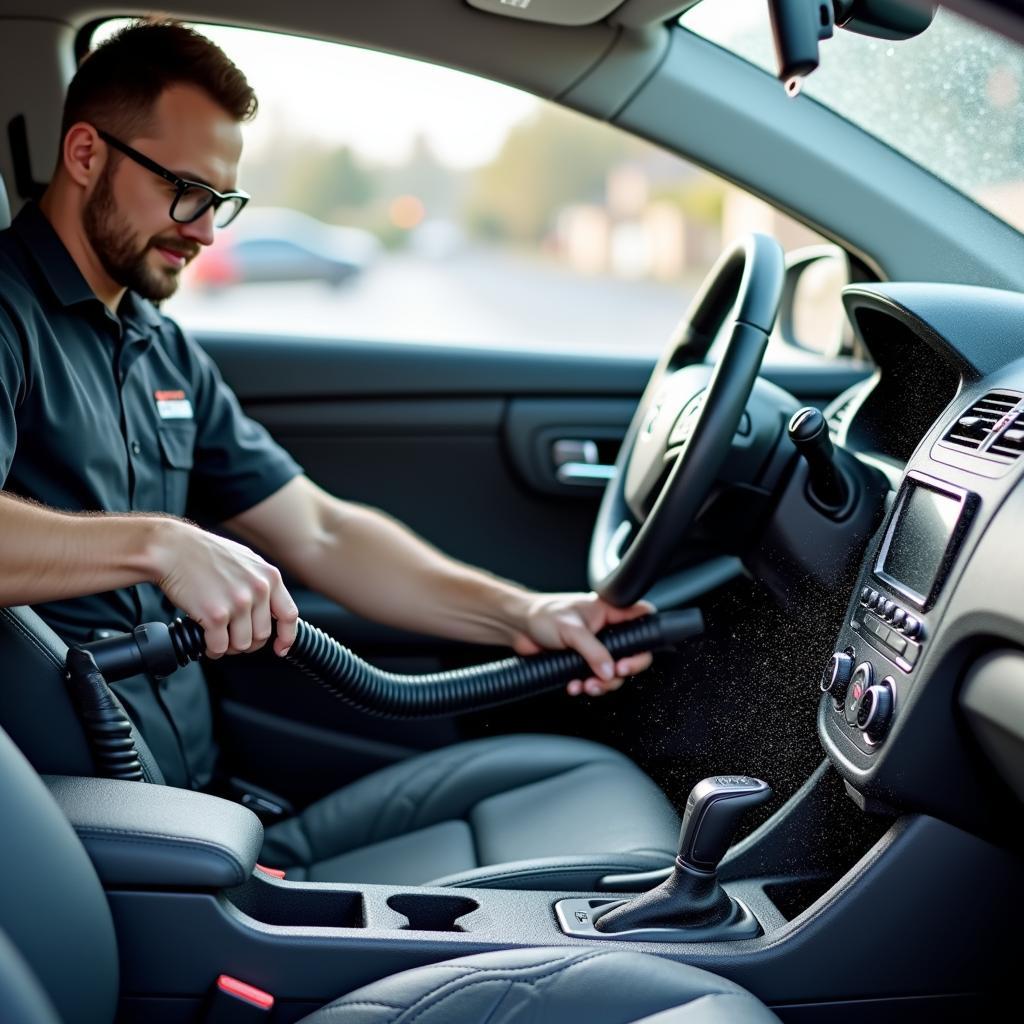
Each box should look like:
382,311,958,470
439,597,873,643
821,651,854,701
845,662,874,726
857,678,895,745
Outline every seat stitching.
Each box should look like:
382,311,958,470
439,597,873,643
322,968,478,1020
419,736,630,831
306,736,657,867
477,979,515,1024
362,744,490,850
322,999,407,1010
394,951,614,1024
465,760,672,863
0,609,65,668
353,739,524,854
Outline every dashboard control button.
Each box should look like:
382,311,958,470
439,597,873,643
886,632,907,655
868,589,880,609
858,678,895,745
903,616,922,639
865,614,887,639
821,651,854,701
845,662,873,727
891,608,906,630
881,599,897,621
859,586,871,607
903,641,921,667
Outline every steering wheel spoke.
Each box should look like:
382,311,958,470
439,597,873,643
588,234,786,607
604,519,634,572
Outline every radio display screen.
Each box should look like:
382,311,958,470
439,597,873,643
878,483,964,604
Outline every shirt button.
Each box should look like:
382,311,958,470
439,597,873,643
130,441,141,456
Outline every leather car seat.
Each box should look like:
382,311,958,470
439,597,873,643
0,719,779,1024
0,166,679,888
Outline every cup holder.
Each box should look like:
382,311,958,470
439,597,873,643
228,876,364,928
387,893,479,932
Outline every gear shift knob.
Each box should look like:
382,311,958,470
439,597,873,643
586,775,773,940
677,775,773,872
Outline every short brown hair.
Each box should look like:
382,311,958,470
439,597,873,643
61,17,257,144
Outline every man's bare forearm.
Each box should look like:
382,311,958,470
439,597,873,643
0,490,168,605
0,489,299,657
226,477,654,692
228,481,531,646
302,501,531,645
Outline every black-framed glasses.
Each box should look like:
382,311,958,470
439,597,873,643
97,129,249,229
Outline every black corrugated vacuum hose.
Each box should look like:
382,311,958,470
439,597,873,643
65,647,146,781
279,609,704,718
68,609,704,775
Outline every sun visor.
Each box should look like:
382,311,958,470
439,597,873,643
465,0,698,28
466,0,623,25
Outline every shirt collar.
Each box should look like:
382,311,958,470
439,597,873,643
119,290,164,333
12,201,101,310
12,202,164,332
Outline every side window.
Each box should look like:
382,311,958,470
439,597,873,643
93,21,844,365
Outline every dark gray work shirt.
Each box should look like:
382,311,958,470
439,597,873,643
0,202,302,787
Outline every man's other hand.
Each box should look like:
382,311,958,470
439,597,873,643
510,593,656,697
148,518,299,658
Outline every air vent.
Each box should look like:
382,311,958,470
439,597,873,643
827,396,855,437
989,412,1024,462
825,381,869,440
941,391,1021,452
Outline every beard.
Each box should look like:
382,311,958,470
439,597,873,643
83,163,199,303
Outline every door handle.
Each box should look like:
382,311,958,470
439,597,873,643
552,439,616,486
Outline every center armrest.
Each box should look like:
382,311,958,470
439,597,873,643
44,776,263,889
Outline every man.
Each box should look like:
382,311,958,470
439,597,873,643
0,19,654,792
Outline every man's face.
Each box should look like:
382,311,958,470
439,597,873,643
83,83,243,302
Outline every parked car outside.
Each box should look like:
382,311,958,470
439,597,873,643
187,206,381,289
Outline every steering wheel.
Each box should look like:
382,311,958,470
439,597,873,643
589,234,786,606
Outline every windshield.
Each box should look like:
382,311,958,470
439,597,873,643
681,2,1024,234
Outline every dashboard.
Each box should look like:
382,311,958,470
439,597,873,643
817,283,1024,843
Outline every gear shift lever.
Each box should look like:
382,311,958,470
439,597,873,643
676,775,773,872
580,776,772,940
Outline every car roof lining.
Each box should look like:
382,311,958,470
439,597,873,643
21,0,646,99
0,1,674,215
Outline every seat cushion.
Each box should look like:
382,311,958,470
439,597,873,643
261,734,679,887
298,947,779,1024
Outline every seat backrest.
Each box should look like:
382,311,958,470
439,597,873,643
0,722,118,1024
0,170,10,230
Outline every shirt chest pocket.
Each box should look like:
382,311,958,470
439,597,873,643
157,424,196,515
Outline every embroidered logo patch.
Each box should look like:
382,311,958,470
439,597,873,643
154,389,194,420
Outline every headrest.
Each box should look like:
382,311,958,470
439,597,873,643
0,171,10,230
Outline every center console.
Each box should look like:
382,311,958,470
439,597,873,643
818,379,1024,840
821,471,977,755
43,764,1020,1022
